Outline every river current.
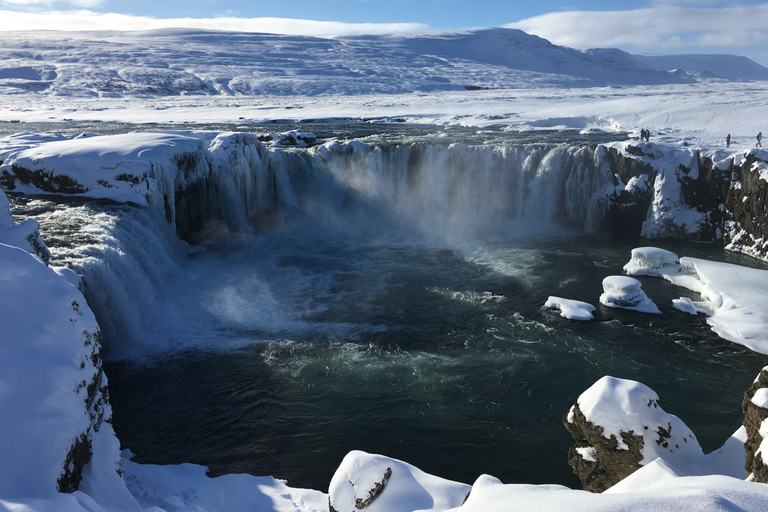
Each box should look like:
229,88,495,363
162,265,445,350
8,123,768,491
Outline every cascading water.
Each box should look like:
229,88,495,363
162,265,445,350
10,131,767,492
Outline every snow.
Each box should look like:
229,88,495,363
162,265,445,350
625,247,768,354
752,389,768,409
1,24,768,512
328,451,471,512
544,296,595,321
599,276,661,314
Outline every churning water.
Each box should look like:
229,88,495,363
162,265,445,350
9,124,768,491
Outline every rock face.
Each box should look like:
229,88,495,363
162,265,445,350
564,376,704,493
743,366,768,482
564,402,644,492
603,143,768,264
724,152,768,260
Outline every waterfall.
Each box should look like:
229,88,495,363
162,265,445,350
15,137,617,360
285,140,614,238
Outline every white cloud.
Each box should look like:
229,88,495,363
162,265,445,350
1,0,103,6
505,4,768,50
0,10,428,36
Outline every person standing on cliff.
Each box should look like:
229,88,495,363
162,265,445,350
726,134,731,148
758,132,763,147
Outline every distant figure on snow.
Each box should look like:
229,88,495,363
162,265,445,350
644,129,650,142
726,134,731,148
758,132,763,147
640,129,649,142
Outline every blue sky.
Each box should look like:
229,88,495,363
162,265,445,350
1,0,767,65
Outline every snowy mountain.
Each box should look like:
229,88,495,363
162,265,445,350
0,27,766,98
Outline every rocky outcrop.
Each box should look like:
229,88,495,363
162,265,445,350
602,146,656,234
603,142,728,242
743,366,768,482
724,152,768,260
564,402,644,492
564,376,704,493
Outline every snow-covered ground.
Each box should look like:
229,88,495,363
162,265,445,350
3,26,768,512
0,28,767,151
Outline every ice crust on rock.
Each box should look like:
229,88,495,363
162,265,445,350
544,296,595,321
599,275,661,314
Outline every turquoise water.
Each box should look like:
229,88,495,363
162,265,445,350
103,223,767,491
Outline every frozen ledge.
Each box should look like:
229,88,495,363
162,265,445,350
624,246,768,355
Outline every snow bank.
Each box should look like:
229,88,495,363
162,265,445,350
624,246,768,354
122,454,327,512
0,194,128,502
454,471,768,511
544,296,595,321
599,275,661,314
328,451,470,512
0,131,209,206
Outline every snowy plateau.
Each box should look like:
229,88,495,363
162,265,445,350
4,26,768,512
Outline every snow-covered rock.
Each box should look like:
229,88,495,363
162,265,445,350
564,376,744,493
544,296,595,321
622,247,681,276
599,275,661,314
328,451,470,512
624,247,768,354
0,191,124,499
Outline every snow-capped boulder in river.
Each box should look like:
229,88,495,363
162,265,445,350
545,296,596,321
623,247,681,277
599,276,661,314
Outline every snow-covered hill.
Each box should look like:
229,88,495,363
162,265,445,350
1,28,766,98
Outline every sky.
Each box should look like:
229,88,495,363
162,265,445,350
0,0,767,66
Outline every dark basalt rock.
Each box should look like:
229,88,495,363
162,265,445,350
563,403,644,493
743,367,768,482
602,146,657,234
2,164,87,195
725,153,768,259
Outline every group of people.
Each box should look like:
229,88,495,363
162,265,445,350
637,129,763,148
724,132,763,148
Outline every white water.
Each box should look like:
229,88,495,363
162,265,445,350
45,139,615,359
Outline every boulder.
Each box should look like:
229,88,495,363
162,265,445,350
599,275,661,314
328,450,470,512
564,376,703,492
